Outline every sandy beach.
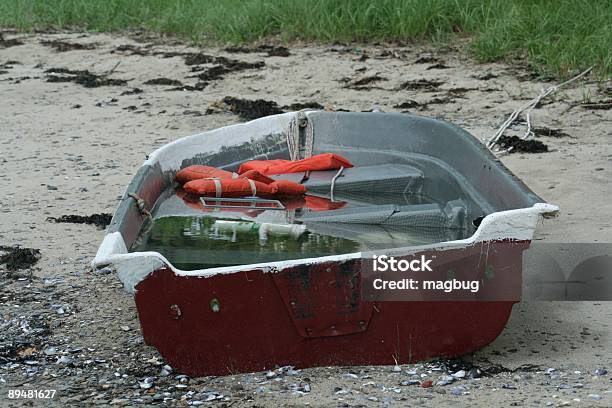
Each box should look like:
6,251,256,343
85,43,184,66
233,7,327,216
1,32,610,406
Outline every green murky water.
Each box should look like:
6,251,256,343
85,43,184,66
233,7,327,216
131,216,362,270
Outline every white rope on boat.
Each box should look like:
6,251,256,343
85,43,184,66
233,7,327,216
486,67,592,150
287,111,314,161
522,110,533,140
330,166,344,202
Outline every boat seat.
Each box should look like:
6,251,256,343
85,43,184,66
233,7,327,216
274,164,424,195
298,199,467,230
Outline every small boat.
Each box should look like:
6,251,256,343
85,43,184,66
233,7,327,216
92,111,557,376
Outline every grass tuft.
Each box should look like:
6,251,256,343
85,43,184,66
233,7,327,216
0,0,610,79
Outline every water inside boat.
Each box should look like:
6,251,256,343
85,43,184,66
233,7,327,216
131,162,483,270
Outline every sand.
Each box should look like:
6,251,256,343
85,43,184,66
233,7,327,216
0,32,610,406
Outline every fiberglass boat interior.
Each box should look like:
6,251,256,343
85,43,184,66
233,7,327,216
113,111,548,271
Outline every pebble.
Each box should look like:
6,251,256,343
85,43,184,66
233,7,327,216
594,368,607,376
56,356,72,364
291,382,311,394
436,375,455,386
392,365,401,372
334,388,349,395
451,385,469,396
342,373,358,379
204,392,223,401
160,365,172,377
420,380,433,388
138,377,154,389
468,368,482,379
400,379,420,386
452,370,466,379
120,325,130,331
587,394,602,400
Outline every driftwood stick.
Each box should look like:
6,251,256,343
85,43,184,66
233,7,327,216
487,67,593,149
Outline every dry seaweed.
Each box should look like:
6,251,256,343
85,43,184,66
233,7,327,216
580,100,612,110
531,126,570,138
224,45,291,57
144,78,183,86
193,60,265,81
40,40,97,52
0,246,41,271
426,63,450,70
497,135,548,153
222,97,283,120
283,102,324,110
394,100,420,109
167,82,208,91
46,213,112,229
45,68,126,88
397,79,442,91
120,88,143,96
415,54,438,64
113,44,150,55
0,33,22,48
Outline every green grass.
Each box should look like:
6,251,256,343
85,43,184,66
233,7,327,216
1,0,610,79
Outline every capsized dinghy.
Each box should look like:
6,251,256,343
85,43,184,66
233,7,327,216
92,111,558,376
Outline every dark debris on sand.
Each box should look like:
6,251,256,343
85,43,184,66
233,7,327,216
398,79,442,92
426,63,450,70
580,100,612,110
184,53,226,66
0,33,22,48
497,135,549,153
167,82,208,91
349,74,387,87
222,97,283,120
40,40,97,52
46,213,112,229
112,44,151,56
45,68,127,88
144,78,183,86
224,45,291,57
532,126,570,138
0,60,20,69
283,102,325,110
0,245,41,271
192,60,265,81
120,88,143,96
111,46,265,82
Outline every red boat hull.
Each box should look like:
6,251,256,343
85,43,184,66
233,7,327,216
134,240,527,376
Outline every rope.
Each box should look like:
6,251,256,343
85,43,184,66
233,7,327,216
330,166,344,202
246,178,257,196
127,192,152,220
127,192,154,239
486,67,592,151
286,111,314,161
